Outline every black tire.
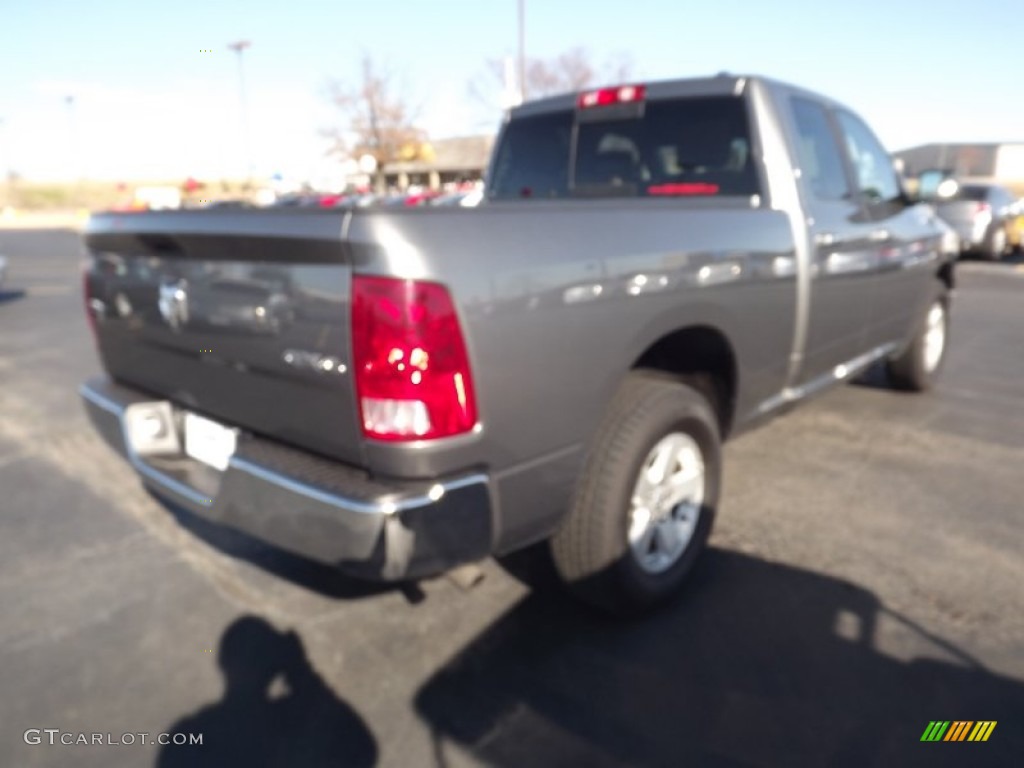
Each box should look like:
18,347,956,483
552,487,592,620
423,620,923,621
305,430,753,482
886,286,949,392
982,224,1007,261
550,371,721,615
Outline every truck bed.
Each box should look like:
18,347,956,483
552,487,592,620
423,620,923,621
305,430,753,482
84,200,797,483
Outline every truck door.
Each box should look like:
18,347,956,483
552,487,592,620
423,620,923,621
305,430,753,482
788,97,876,384
832,110,939,351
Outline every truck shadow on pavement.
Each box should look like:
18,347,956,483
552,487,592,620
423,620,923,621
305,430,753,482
415,547,1023,768
851,361,901,392
157,615,377,768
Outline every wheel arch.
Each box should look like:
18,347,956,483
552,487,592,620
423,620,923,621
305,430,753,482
630,325,738,439
937,259,955,292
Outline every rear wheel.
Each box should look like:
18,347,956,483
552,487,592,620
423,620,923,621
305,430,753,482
983,225,1007,261
550,372,721,615
886,289,949,391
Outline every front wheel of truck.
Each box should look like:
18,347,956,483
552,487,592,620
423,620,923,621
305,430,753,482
551,372,721,615
886,289,949,392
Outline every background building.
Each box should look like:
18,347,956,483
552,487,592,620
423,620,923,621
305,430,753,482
382,135,495,191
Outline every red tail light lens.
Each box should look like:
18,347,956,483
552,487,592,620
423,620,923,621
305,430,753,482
975,202,991,215
351,275,477,441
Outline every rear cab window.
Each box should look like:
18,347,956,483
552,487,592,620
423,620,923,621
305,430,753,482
950,185,993,203
935,185,1018,209
488,94,761,200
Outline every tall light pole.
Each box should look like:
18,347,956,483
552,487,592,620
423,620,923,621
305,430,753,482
0,117,8,208
517,0,526,102
227,40,252,188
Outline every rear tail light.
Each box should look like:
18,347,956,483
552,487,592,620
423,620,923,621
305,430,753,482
974,202,991,215
351,275,477,441
577,84,646,109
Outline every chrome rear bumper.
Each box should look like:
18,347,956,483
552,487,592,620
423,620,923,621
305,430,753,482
80,377,493,580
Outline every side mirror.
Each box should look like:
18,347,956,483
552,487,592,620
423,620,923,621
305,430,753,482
891,157,917,202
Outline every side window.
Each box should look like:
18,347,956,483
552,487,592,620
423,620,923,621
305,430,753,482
835,111,902,205
790,98,850,201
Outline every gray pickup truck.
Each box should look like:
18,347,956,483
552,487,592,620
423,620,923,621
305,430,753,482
80,74,954,613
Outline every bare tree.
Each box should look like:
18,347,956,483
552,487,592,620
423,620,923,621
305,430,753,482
527,48,595,97
469,47,634,111
326,56,426,189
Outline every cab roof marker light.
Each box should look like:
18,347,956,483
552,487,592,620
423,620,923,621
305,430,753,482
577,84,647,109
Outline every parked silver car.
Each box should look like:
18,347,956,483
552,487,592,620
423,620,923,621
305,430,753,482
932,181,1019,260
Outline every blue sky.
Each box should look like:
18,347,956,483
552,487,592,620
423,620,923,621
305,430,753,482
1,0,1021,181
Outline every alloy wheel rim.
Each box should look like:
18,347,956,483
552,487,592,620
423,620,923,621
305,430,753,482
993,229,1006,254
627,432,705,574
922,302,946,373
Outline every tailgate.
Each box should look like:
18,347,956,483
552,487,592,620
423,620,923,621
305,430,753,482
83,209,364,466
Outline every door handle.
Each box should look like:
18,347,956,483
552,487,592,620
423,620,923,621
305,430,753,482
824,251,871,274
815,230,890,248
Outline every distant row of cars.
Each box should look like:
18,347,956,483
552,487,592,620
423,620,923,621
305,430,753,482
182,185,485,212
267,186,483,210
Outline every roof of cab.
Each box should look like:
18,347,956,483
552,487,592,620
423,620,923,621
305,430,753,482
509,73,753,119
507,73,847,120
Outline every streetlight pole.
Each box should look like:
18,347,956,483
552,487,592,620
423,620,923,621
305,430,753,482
0,117,8,209
65,95,79,182
517,0,526,102
227,40,252,189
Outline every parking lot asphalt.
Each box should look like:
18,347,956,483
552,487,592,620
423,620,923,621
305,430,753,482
1,228,1022,767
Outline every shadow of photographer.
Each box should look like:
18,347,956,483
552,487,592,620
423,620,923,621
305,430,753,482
416,547,1023,768
158,615,377,768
